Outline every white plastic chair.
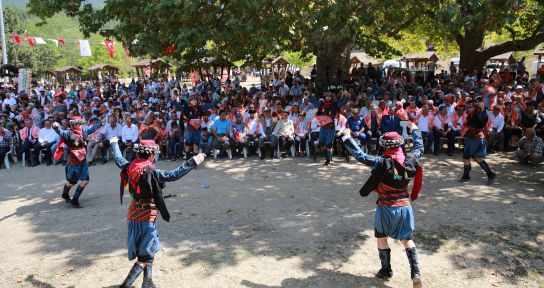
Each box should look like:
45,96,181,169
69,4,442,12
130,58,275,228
3,146,12,169
212,142,232,160
400,120,413,147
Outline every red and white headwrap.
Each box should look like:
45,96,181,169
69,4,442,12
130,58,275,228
134,139,160,154
379,132,404,149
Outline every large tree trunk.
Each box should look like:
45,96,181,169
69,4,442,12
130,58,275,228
458,49,488,71
457,31,487,71
315,36,354,94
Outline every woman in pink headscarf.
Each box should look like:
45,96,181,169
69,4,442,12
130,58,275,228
395,101,409,120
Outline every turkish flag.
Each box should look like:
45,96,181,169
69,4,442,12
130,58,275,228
104,39,114,58
13,34,21,44
28,37,36,47
163,44,175,55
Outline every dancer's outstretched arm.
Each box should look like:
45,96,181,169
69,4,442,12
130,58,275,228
109,137,130,169
339,128,382,168
52,122,70,138
83,121,102,136
156,153,206,182
409,124,424,161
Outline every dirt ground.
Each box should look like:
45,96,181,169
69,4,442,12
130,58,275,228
0,151,543,288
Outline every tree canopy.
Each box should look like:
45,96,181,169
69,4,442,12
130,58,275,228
407,0,544,69
25,0,544,78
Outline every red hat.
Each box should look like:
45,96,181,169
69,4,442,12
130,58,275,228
379,132,404,148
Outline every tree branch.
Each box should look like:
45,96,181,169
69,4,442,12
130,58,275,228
480,33,544,59
387,13,420,37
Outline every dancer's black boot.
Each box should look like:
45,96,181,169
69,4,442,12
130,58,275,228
70,185,85,208
142,260,156,288
376,248,393,279
61,185,71,202
119,263,143,288
406,247,422,288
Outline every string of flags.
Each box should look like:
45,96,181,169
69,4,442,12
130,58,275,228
11,34,123,58
10,34,175,58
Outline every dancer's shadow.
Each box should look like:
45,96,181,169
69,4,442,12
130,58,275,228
25,275,75,288
241,269,393,288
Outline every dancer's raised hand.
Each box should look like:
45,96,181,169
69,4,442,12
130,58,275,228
192,153,206,165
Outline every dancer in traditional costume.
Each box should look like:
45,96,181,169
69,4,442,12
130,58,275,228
309,91,349,165
457,96,496,184
52,116,102,208
340,123,424,288
109,137,206,288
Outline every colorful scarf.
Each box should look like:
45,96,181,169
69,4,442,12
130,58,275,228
383,147,405,166
53,127,84,161
127,158,155,191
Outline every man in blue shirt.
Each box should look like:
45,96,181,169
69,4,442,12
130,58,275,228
347,108,368,148
212,110,231,157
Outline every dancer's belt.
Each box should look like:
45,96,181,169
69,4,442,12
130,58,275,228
378,194,409,202
132,204,157,210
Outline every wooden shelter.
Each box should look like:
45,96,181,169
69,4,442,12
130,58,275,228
350,51,381,68
88,64,119,81
261,56,291,83
132,59,171,79
201,56,234,83
54,66,83,84
0,64,19,78
489,52,514,64
401,52,439,69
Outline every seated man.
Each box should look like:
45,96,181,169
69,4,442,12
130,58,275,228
308,115,320,158
212,110,231,158
273,111,295,157
294,111,309,156
258,109,278,159
502,101,522,151
0,128,13,167
120,117,139,161
86,117,104,166
432,106,455,156
516,128,543,166
379,107,401,154
244,109,261,156
168,122,184,160
34,119,60,166
415,105,434,154
487,104,505,153
99,116,122,164
347,108,368,148
18,119,41,166
200,112,214,155
230,114,247,158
